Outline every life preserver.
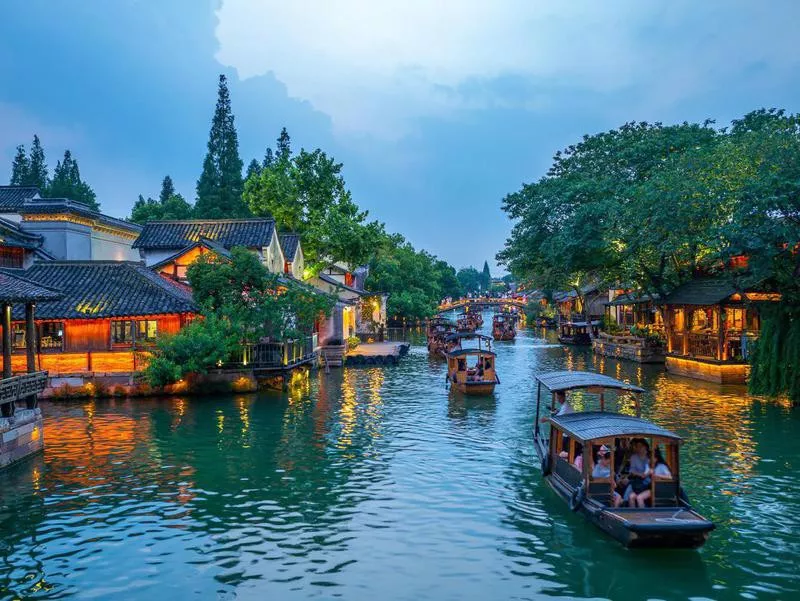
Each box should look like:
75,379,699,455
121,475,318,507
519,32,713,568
540,454,552,476
569,483,586,512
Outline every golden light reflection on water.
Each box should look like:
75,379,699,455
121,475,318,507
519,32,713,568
338,370,358,453
237,396,251,446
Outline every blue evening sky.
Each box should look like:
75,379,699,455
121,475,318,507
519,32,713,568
2,1,799,272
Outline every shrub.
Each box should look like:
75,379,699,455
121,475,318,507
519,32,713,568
346,335,361,350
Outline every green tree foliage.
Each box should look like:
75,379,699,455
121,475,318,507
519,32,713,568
245,158,261,182
130,175,193,223
366,234,461,320
245,128,383,269
27,135,48,190
481,261,491,291
195,74,249,218
9,146,29,185
748,304,800,404
159,175,176,203
145,247,335,386
498,121,723,299
456,267,482,294
48,150,99,210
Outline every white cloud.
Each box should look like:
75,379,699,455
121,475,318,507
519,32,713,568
214,0,800,137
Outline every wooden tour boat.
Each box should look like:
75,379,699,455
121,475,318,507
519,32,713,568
443,332,493,355
558,320,600,345
533,370,715,548
457,311,479,333
446,346,499,395
492,313,516,340
427,317,456,357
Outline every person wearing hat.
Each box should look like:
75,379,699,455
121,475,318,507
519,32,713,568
591,445,622,507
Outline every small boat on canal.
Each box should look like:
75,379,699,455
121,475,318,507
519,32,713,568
444,332,493,354
427,317,456,357
557,320,600,345
446,347,499,395
457,311,479,332
532,370,715,548
492,313,516,340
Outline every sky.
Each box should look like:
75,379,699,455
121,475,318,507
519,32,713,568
2,0,800,273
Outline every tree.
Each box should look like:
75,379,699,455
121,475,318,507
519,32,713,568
159,175,175,204
481,261,491,292
48,150,99,210
245,159,261,182
27,135,48,190
130,191,193,224
456,267,482,295
9,145,29,186
245,128,383,270
194,74,248,218
145,247,335,386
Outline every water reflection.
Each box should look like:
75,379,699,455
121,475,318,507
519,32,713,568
0,313,797,599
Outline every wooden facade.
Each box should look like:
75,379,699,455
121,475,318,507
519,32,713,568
0,313,191,375
661,279,779,384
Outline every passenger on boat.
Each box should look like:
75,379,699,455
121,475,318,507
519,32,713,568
633,448,672,508
573,443,583,471
591,445,622,507
625,438,652,507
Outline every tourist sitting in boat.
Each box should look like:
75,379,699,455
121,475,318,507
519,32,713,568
625,438,652,507
633,448,673,508
591,446,623,507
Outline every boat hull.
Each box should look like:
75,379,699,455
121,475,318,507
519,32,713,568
452,381,496,395
534,435,713,549
558,334,592,345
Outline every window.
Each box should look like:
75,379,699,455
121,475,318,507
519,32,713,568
12,324,25,350
39,322,64,351
136,320,158,343
111,320,134,345
112,320,157,346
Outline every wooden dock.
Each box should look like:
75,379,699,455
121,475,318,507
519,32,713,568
345,342,410,366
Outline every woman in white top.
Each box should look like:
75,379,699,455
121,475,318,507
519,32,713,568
634,447,672,508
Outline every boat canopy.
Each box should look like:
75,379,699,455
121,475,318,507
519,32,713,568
445,332,493,342
447,348,496,357
549,411,681,443
535,370,645,393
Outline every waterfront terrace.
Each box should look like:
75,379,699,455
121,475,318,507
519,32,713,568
0,261,197,380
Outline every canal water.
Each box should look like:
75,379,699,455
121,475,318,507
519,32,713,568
1,315,798,600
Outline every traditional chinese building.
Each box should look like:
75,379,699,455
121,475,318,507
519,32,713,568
0,186,141,262
133,219,284,278
279,233,304,280
660,276,779,383
0,261,196,384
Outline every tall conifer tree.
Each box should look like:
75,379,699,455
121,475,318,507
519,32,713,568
481,261,491,291
245,159,261,182
159,175,175,204
27,135,48,190
10,145,29,185
195,74,248,218
49,150,99,210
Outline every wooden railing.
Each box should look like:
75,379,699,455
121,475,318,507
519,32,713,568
438,297,526,311
667,331,759,361
239,337,315,369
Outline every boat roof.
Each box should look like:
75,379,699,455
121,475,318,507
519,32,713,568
549,411,681,443
448,348,496,357
561,320,601,326
535,370,645,393
445,332,493,342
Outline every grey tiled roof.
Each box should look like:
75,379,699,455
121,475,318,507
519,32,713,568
20,198,142,235
3,262,196,320
0,271,63,303
149,238,233,270
550,411,681,442
0,217,44,249
133,219,275,250
279,233,300,261
660,277,762,306
0,186,41,211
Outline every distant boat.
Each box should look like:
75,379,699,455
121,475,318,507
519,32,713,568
557,320,600,345
445,333,498,395
492,313,516,340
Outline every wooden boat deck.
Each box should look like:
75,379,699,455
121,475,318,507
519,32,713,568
608,507,706,524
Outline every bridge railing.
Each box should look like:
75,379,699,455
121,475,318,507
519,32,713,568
0,371,47,416
438,297,527,311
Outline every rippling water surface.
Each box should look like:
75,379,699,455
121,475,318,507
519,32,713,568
1,315,798,600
